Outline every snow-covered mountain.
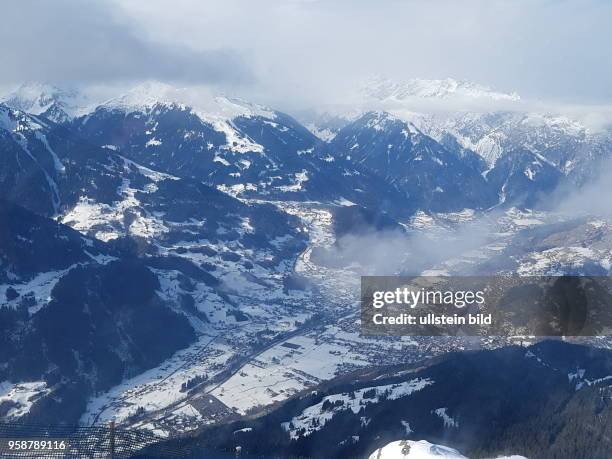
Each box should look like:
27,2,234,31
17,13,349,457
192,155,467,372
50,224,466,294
368,440,526,459
2,79,612,453
1,82,91,123
324,111,496,212
360,76,521,103
0,100,314,425
407,111,612,175
6,80,608,212
71,81,317,185
322,109,575,210
0,200,197,423
299,77,612,210
299,76,520,141
183,340,612,458
368,440,467,459
69,82,413,217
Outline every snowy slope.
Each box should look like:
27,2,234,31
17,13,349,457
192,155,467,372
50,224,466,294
408,111,608,171
210,341,610,458
325,111,496,212
2,82,93,123
71,83,413,217
305,77,612,198
282,378,433,439
368,440,527,459
3,77,612,440
368,440,467,459
361,76,520,102
100,81,274,154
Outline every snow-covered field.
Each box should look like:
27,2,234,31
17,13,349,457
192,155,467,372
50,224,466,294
69,203,612,436
80,336,234,426
211,331,370,414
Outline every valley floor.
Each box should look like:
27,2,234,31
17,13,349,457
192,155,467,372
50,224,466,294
79,202,612,437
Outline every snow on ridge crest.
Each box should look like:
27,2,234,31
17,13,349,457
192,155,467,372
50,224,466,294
0,103,46,132
362,76,520,102
368,439,527,459
102,81,276,121
94,82,271,153
368,440,467,459
2,82,91,118
0,104,19,131
101,81,274,153
363,110,422,137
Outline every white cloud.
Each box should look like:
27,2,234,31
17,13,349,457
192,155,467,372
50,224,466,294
108,0,612,107
2,0,612,110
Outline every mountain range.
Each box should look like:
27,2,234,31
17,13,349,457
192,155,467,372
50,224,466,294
1,79,612,457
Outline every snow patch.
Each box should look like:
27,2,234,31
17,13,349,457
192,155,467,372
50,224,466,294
0,381,50,418
368,439,467,459
281,378,433,439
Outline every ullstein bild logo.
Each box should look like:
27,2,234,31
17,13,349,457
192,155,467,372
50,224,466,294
361,276,612,337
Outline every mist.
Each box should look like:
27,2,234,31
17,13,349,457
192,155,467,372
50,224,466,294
549,156,612,217
323,149,612,278
3,0,612,112
313,210,503,277
0,0,253,87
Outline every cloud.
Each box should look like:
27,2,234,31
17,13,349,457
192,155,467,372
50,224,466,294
551,156,612,217
2,0,612,110
0,0,253,87
313,213,497,276
97,0,612,110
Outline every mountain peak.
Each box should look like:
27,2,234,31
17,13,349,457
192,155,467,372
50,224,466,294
368,439,527,459
359,110,421,135
361,76,520,102
368,440,467,459
0,102,47,133
103,81,276,121
1,82,91,122
3,82,76,112
102,81,178,112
